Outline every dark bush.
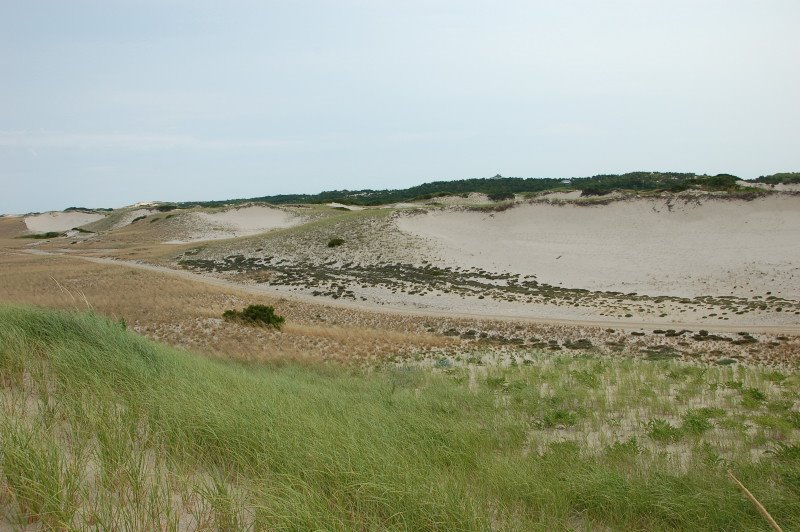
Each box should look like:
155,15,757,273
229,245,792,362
130,216,147,224
579,188,611,197
223,305,284,329
328,238,345,247
17,231,62,239
487,192,515,201
753,172,800,185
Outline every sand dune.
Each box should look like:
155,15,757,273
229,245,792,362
397,195,800,299
166,205,302,243
113,209,156,229
24,211,104,233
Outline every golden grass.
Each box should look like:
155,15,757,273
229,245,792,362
1,249,798,367
0,252,454,364
0,217,27,240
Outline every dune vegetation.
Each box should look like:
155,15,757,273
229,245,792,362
1,306,799,530
173,171,752,208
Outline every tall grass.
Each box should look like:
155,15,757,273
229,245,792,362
1,305,798,529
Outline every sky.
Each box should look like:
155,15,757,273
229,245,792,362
2,0,799,213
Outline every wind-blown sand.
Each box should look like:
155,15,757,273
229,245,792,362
166,206,302,243
24,211,104,233
397,195,800,300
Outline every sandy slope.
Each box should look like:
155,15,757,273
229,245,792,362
166,206,302,243
24,212,105,233
397,195,800,299
113,209,156,229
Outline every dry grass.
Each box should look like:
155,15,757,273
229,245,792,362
0,217,27,240
1,250,798,367
0,252,454,364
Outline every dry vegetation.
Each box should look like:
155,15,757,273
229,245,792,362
0,252,454,364
1,251,797,368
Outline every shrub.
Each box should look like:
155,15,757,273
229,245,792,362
579,188,611,197
327,238,345,248
487,192,515,201
647,419,682,442
753,172,800,185
223,305,284,329
130,216,147,224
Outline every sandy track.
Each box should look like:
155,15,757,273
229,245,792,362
19,249,800,335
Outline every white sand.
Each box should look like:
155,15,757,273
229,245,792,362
396,195,800,299
166,206,302,243
327,203,365,211
381,202,422,209
24,211,104,233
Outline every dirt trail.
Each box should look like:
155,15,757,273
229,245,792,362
17,249,800,336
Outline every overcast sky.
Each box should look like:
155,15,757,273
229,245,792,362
2,0,799,213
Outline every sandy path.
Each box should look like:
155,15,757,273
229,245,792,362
18,249,800,335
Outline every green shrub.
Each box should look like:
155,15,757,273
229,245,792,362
487,192,515,201
753,172,800,185
327,238,345,248
647,419,683,442
223,305,284,329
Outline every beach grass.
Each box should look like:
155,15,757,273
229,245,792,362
1,305,799,530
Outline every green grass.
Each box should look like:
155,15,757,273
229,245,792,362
1,306,799,529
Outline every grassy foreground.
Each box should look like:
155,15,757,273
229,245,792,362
1,307,799,530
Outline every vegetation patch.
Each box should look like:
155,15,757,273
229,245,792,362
1,307,799,530
171,171,755,207
16,231,63,239
222,304,285,329
754,172,800,185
